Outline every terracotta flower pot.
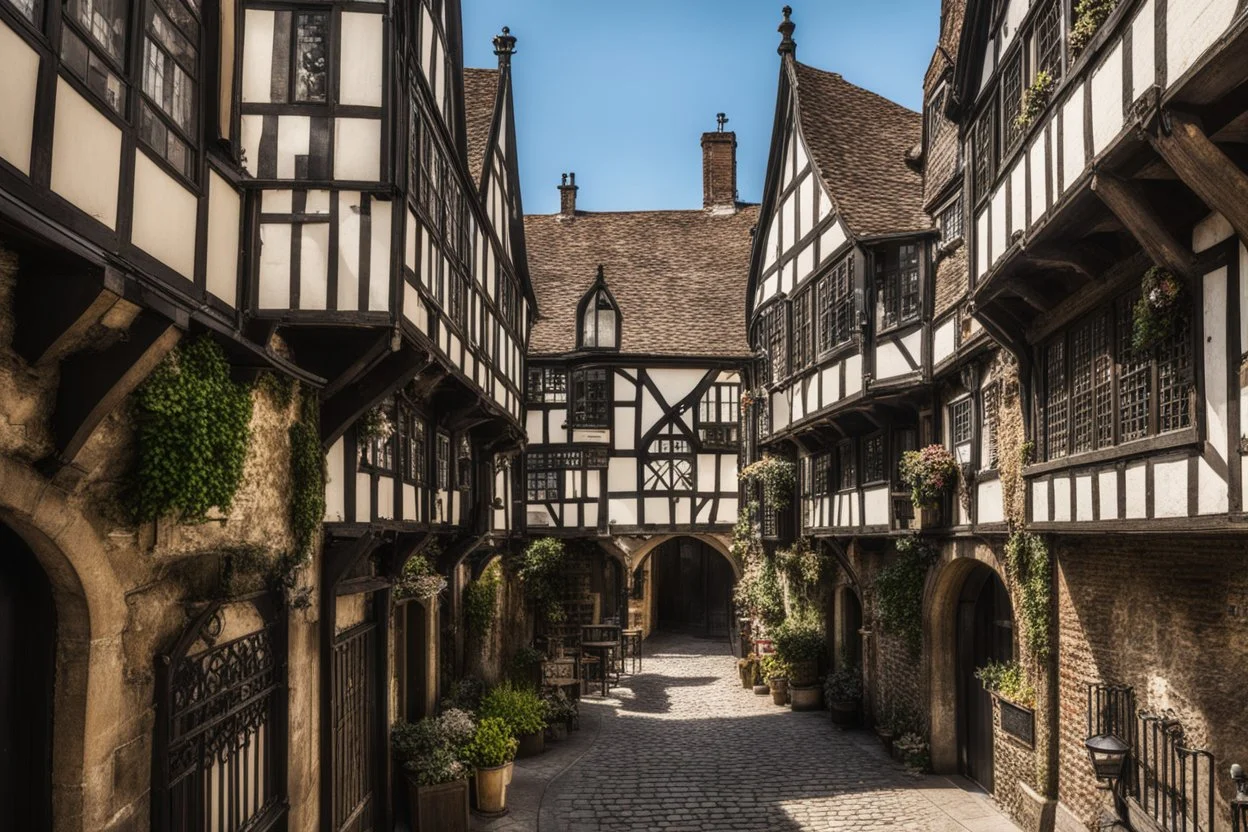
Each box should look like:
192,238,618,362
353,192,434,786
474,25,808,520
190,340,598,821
405,775,469,832
517,729,545,759
474,762,512,815
769,677,789,706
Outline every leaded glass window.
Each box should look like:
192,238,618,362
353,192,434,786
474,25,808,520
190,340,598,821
698,383,740,449
817,256,855,353
1045,338,1068,459
938,196,963,244
877,244,921,329
294,12,328,102
527,367,567,403
61,0,129,113
863,434,886,483
140,0,199,179
974,105,996,200
1034,1,1063,83
811,453,830,496
1116,295,1151,443
402,409,426,483
526,470,560,502
837,442,856,491
1001,51,1024,150
580,288,618,349
951,398,973,446
792,289,813,370
760,303,788,382
643,437,693,491
570,368,609,428
436,432,450,489
1157,310,1193,433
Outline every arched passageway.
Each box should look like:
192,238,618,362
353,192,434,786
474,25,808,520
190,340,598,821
956,564,1014,791
634,537,735,639
0,521,56,830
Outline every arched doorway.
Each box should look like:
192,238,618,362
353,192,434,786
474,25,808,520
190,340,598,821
643,537,735,638
834,586,863,669
0,521,56,830
956,564,1014,791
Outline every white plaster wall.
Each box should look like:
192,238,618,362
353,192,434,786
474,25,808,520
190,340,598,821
1200,266,1229,514
1130,0,1155,101
339,13,384,107
1091,44,1124,155
1061,87,1086,192
334,118,381,181
1167,0,1237,82
325,438,345,521
1032,479,1049,522
51,80,121,229
0,22,37,175
1153,458,1187,517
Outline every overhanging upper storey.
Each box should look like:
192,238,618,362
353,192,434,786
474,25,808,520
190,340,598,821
747,38,932,445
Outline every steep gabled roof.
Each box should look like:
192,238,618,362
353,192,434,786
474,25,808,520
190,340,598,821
792,61,927,238
523,206,759,358
463,67,498,187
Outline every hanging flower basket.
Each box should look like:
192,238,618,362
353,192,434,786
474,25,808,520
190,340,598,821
739,455,797,509
1014,70,1055,131
359,406,395,442
899,445,958,510
740,389,762,412
1131,267,1185,353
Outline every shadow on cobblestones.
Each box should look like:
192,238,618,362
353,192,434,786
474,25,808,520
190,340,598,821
527,632,1021,832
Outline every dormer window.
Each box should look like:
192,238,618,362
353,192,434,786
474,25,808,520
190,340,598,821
577,266,621,350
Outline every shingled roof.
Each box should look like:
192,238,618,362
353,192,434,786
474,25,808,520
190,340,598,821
524,206,759,358
791,61,926,238
463,68,498,187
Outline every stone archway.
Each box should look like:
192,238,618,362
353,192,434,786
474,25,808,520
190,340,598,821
0,456,129,832
925,543,1013,781
616,535,739,639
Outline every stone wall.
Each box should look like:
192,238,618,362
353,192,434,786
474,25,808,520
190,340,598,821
0,244,319,832
1054,537,1248,830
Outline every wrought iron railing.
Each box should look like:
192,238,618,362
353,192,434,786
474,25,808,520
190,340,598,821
1086,683,1217,832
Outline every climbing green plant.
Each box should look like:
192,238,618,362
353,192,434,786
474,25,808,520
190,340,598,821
975,659,1036,707
517,537,569,624
395,551,448,601
131,337,254,522
1131,267,1186,353
731,505,785,628
1005,531,1052,660
288,387,325,563
1069,0,1118,57
873,534,938,654
464,560,503,635
739,455,797,509
1015,70,1055,131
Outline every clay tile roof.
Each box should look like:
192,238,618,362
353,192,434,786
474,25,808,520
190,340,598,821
523,206,760,358
463,68,498,187
792,61,927,238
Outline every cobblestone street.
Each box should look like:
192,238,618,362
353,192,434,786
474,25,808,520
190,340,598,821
476,633,1021,832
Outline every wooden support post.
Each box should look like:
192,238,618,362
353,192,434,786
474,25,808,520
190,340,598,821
1147,110,1248,246
50,309,182,468
1091,172,1197,279
14,264,137,366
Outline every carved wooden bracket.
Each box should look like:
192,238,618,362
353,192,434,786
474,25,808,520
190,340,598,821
1091,172,1197,280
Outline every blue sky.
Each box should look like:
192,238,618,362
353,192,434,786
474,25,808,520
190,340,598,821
461,1,939,214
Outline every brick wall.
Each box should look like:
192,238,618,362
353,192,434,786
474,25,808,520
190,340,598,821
933,246,968,319
1054,537,1248,829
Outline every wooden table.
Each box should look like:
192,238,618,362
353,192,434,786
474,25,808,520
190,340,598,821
580,641,619,695
620,628,642,674
581,624,620,644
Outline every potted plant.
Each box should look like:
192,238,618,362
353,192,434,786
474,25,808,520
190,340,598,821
508,645,545,689
737,653,760,689
391,709,474,832
542,687,577,742
894,732,931,771
976,659,1037,745
479,681,548,759
761,653,789,706
823,665,863,725
773,614,825,710
899,444,958,515
464,716,518,816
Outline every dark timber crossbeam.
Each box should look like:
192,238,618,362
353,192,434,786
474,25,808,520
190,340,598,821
49,308,183,470
1147,109,1248,247
14,263,134,366
1091,172,1197,280
320,344,428,448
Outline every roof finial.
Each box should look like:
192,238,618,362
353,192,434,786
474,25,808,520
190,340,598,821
716,112,729,132
777,6,796,57
493,26,516,66
596,264,605,282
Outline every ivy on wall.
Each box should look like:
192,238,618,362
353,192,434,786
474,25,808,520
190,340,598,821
731,504,785,628
288,388,325,563
464,560,503,635
131,337,253,522
1005,531,1051,660
518,537,569,624
873,534,938,655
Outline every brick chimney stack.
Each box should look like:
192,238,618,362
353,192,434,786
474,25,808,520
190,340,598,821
702,114,738,213
558,172,578,217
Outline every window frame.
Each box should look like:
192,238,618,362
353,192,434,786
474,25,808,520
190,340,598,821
862,433,886,485
875,243,922,332
400,407,427,485
816,254,856,355
642,436,694,492
526,366,567,404
569,367,610,429
577,282,621,351
698,382,741,450
435,431,451,490
937,194,964,246
836,441,857,492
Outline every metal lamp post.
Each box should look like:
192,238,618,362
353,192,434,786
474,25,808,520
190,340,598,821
1085,734,1132,827
1232,763,1248,832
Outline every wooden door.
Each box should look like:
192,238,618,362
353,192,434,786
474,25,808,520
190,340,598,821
0,524,55,831
957,568,1013,792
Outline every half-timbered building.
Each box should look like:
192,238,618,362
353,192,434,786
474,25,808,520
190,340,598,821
946,0,1248,828
0,0,532,827
522,131,756,637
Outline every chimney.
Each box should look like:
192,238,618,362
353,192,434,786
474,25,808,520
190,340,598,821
702,114,737,213
559,172,578,217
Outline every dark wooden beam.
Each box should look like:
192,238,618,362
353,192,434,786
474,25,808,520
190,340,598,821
434,532,490,574
1091,173,1198,279
321,331,394,399
48,308,183,470
1147,109,1248,247
322,529,380,589
14,263,135,366
1017,244,1102,284
320,344,428,449
1008,278,1059,312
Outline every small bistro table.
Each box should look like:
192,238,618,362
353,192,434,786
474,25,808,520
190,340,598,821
580,641,619,695
620,628,642,675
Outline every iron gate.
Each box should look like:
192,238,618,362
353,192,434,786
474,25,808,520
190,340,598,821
156,608,285,832
331,620,378,832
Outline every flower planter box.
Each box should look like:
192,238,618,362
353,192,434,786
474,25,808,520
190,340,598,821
787,660,817,688
517,729,545,759
995,695,1036,747
405,776,469,832
790,684,821,711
